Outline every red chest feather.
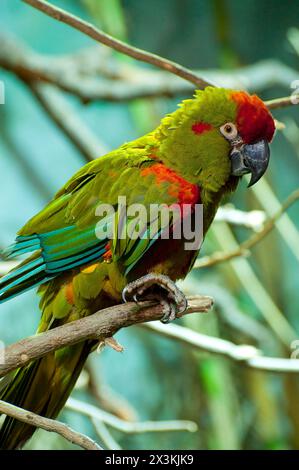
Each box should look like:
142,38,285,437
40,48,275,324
141,164,200,206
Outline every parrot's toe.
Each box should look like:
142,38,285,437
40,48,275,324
160,299,177,324
122,273,187,323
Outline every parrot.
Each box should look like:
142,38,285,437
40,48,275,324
0,87,275,449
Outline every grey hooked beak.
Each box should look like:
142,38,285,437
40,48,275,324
230,139,270,187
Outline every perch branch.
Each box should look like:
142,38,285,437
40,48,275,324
194,188,299,269
22,0,212,89
1,293,298,375
0,399,102,450
0,295,212,377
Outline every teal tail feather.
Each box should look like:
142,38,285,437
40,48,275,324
0,253,52,304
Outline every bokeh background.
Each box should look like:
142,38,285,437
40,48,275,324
0,0,299,450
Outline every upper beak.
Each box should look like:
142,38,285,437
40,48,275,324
230,139,270,187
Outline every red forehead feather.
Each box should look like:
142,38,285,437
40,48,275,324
231,92,275,144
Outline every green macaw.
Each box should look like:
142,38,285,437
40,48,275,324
0,87,275,449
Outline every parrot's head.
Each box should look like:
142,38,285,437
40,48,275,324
156,87,275,196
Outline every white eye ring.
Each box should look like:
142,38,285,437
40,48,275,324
220,122,238,140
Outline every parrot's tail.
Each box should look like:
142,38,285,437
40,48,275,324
0,341,91,449
0,252,53,304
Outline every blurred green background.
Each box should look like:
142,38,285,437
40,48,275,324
0,0,299,450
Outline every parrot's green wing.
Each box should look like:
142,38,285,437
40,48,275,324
0,147,198,303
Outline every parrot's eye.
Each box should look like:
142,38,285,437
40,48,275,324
220,122,238,140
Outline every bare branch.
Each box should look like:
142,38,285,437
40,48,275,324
215,206,266,230
0,295,212,377
66,397,197,434
266,95,299,109
91,419,122,450
22,0,212,89
1,33,298,104
143,322,299,373
194,188,299,269
0,399,102,450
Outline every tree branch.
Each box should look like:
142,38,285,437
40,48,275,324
66,397,197,434
1,32,297,109
215,206,266,230
0,295,212,377
21,0,299,111
194,188,299,269
22,0,212,89
0,399,102,450
143,322,299,373
266,95,299,110
91,419,122,450
1,292,298,376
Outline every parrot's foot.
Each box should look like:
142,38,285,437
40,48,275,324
122,273,187,323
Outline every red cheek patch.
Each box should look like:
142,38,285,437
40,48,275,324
192,122,212,135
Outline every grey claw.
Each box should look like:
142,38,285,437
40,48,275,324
161,301,177,324
176,295,188,316
122,287,129,303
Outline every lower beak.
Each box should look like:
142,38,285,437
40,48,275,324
230,139,270,187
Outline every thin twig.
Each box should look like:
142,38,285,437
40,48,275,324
215,206,266,230
143,322,299,373
0,295,212,377
22,0,212,89
181,279,277,347
91,418,122,450
194,188,299,269
0,399,102,450
66,398,197,434
265,95,299,109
